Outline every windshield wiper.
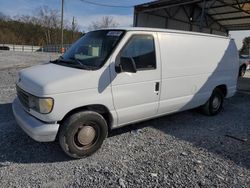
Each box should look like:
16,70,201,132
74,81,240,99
49,55,63,63
51,57,93,70
70,58,94,70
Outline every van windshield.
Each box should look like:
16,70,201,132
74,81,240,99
53,30,125,70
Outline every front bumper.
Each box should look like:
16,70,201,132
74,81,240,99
12,98,59,142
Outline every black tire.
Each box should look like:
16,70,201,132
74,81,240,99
239,65,246,77
201,88,224,116
59,111,108,158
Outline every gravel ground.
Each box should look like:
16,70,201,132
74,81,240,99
0,51,59,70
238,71,250,92
0,51,250,187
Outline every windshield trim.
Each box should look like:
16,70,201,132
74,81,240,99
53,29,126,70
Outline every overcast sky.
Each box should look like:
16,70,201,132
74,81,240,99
0,0,249,49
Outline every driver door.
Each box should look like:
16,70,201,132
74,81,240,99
110,32,161,126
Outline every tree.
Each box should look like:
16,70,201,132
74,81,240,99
240,36,250,55
36,6,61,44
88,16,119,31
0,7,83,46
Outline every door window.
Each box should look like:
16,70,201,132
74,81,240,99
120,35,156,71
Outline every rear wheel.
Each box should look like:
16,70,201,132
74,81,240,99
201,88,224,116
59,111,108,158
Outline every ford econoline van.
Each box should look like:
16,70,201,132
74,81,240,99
12,28,238,158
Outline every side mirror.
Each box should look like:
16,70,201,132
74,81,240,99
119,57,137,73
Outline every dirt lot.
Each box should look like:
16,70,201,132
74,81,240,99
0,51,249,187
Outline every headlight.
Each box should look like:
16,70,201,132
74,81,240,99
29,96,54,114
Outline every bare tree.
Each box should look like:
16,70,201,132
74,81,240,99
0,12,10,20
36,6,60,44
0,7,83,46
88,16,119,31
240,36,250,55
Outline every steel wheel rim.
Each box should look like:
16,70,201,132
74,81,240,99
212,96,220,110
73,122,99,150
77,126,96,145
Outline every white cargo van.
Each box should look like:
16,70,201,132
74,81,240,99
12,28,238,158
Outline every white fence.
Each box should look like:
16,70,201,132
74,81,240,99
0,44,41,52
0,44,71,53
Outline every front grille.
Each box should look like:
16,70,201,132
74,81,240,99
16,86,29,110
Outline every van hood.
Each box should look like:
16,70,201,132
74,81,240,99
17,63,99,96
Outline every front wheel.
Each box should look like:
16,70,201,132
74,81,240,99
201,88,224,116
59,111,108,158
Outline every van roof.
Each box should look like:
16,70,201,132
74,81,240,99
99,27,231,40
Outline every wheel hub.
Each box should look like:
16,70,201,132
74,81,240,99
77,126,96,145
212,97,220,109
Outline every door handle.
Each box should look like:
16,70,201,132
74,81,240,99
155,82,159,94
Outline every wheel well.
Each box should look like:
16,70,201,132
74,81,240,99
215,85,227,97
59,105,113,130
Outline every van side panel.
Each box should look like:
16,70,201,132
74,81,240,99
109,31,161,127
157,32,238,114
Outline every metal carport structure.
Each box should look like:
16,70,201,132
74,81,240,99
134,0,250,36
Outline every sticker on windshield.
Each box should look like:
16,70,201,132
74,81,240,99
107,31,123,37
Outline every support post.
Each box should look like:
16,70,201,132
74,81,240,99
249,41,250,55
199,0,206,32
61,0,64,53
133,10,138,27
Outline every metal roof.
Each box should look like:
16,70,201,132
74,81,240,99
135,0,250,31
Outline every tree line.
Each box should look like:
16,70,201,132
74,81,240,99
0,5,120,47
0,6,83,46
